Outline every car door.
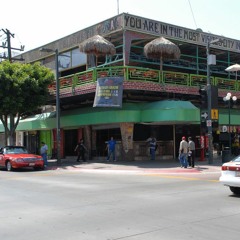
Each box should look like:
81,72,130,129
0,148,4,167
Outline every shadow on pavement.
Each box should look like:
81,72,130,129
46,155,223,172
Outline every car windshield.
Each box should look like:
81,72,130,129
232,155,240,162
4,147,29,154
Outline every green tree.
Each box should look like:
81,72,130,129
0,61,54,145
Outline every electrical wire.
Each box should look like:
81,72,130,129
188,0,198,29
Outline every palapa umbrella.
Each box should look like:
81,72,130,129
225,64,240,80
79,35,116,68
144,37,181,72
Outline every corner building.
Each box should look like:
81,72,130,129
14,13,240,161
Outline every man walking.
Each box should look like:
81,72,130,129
188,137,196,168
74,139,88,162
40,142,48,168
149,137,157,160
179,136,188,168
106,137,117,162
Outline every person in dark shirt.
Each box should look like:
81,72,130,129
74,139,87,162
188,137,196,168
149,138,156,160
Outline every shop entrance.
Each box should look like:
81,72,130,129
95,128,121,157
64,129,78,156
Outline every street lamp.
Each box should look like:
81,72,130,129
40,48,61,165
206,38,220,164
223,92,237,156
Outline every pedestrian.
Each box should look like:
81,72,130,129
149,137,157,160
74,139,87,162
106,137,117,162
40,142,48,168
188,137,196,168
179,136,188,168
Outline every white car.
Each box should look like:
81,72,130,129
219,155,240,195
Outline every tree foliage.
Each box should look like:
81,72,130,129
0,61,54,144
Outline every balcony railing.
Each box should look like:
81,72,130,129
48,66,240,98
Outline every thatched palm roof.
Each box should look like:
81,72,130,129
144,37,181,72
79,35,116,56
144,37,181,60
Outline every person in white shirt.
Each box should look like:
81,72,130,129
179,136,188,168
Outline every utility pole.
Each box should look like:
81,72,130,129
0,28,25,61
0,29,25,146
206,38,220,164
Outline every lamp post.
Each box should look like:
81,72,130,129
206,38,220,164
40,48,61,165
223,93,237,156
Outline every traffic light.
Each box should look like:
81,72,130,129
199,86,207,108
211,86,218,108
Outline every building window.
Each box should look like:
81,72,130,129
72,48,87,67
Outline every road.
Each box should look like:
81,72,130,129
0,167,239,240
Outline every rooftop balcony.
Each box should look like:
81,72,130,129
48,66,240,102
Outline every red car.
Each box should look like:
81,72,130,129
0,146,44,171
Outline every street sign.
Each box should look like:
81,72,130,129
201,112,208,119
211,109,218,120
206,120,212,127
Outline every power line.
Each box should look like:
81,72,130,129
0,29,24,61
188,0,198,29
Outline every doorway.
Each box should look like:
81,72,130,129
64,129,78,156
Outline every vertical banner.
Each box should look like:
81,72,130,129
93,77,124,107
120,122,134,153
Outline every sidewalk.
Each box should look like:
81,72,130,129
46,154,223,174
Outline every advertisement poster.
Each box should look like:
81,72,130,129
93,77,124,107
120,122,134,152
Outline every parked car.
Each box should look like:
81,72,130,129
0,146,44,171
219,155,240,195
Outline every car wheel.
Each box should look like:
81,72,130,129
229,186,240,195
34,167,43,171
6,161,13,171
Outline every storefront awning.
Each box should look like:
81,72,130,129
0,101,201,132
140,100,200,124
10,103,141,131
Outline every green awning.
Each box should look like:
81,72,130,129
11,103,141,131
60,103,141,126
16,112,56,130
0,101,213,132
141,100,200,124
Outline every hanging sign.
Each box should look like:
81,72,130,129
93,77,124,107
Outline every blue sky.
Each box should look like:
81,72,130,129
0,0,239,52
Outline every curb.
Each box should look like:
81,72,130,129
45,161,222,175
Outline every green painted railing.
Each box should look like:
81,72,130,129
48,66,239,95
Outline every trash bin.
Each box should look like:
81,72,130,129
222,147,231,163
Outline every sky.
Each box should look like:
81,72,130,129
0,0,239,54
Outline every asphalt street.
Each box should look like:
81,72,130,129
1,155,238,240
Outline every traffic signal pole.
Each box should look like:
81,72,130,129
206,38,221,164
206,41,213,164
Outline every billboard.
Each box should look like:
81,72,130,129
93,77,124,107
